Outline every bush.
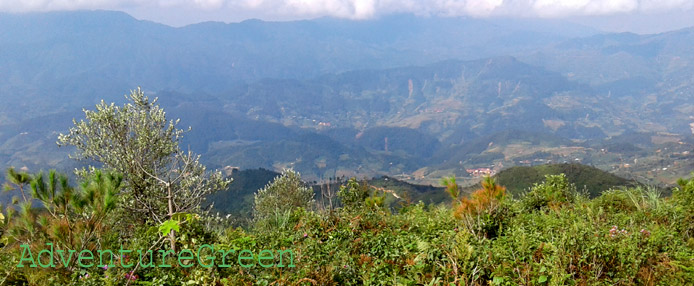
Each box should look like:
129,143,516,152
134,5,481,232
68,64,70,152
674,175,694,238
454,176,511,239
4,166,694,285
337,178,370,210
0,170,121,285
594,188,640,214
253,169,314,235
522,174,576,211
253,169,314,221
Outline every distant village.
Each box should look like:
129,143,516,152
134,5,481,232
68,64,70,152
465,167,495,177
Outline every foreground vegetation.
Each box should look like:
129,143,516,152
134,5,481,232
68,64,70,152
1,90,693,285
2,169,694,285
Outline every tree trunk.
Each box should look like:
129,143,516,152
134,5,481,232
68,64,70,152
167,184,176,252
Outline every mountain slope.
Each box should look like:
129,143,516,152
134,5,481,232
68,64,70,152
491,163,640,198
0,11,596,124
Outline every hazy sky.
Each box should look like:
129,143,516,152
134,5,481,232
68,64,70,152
1,0,693,34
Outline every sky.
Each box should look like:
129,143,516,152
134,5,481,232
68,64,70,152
1,0,694,34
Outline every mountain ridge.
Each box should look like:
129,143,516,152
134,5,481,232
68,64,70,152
1,10,694,184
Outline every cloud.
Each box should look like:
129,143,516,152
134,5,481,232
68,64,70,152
279,0,377,19
1,0,692,19
530,0,638,16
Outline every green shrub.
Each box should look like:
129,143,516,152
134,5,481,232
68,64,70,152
674,175,694,238
454,176,511,239
5,167,694,285
594,188,641,213
253,169,314,231
0,170,121,285
522,174,576,212
337,178,370,210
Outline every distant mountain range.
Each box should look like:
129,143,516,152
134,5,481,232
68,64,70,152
1,10,693,187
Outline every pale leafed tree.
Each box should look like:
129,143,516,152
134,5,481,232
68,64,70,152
57,88,231,230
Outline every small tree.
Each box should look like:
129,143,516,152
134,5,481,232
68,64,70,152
455,176,507,218
441,175,460,203
2,170,120,274
453,176,509,239
3,168,32,203
57,88,231,240
57,88,182,215
253,169,314,223
140,150,230,250
337,178,370,210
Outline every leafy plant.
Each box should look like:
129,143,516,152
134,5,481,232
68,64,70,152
441,175,460,202
253,169,314,233
454,176,510,239
674,174,694,239
1,170,121,284
57,88,230,227
522,174,576,212
337,178,370,210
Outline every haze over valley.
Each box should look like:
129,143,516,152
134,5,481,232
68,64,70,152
1,10,694,188
4,4,694,285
